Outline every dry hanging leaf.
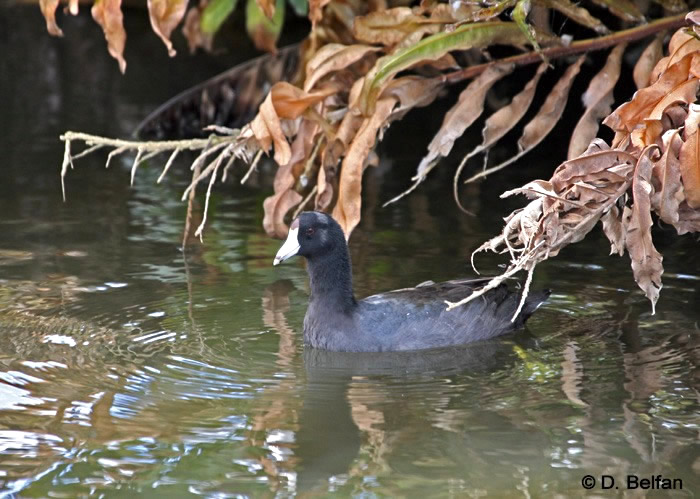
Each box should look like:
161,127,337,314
309,0,331,28
353,7,455,47
304,44,380,92
601,204,626,255
604,53,695,134
262,120,320,238
415,63,514,178
679,103,700,208
40,0,63,36
537,0,608,34
332,98,397,238
383,75,442,123
652,129,684,223
92,0,127,73
626,151,663,313
479,63,547,152
464,56,585,184
568,44,625,159
148,0,188,57
263,165,304,238
633,34,664,89
183,2,214,53
250,82,337,166
68,0,79,15
316,111,364,211
650,31,700,83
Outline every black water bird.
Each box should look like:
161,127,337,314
273,211,548,352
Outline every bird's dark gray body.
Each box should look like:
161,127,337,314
275,211,549,353
304,278,546,352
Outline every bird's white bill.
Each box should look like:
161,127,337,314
273,227,300,265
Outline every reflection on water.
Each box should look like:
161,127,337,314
1,4,699,497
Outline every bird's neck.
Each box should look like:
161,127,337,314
306,246,356,313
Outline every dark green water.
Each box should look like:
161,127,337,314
0,5,698,497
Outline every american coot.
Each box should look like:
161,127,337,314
273,211,549,352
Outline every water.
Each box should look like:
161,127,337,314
1,5,699,497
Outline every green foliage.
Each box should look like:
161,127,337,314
201,0,239,35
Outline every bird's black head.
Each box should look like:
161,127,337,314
273,211,346,265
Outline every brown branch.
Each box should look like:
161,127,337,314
443,13,687,85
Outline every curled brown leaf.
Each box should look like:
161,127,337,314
633,34,664,89
353,6,455,47
40,0,63,37
92,0,127,73
148,0,188,57
679,103,700,208
182,2,214,53
652,129,684,223
250,82,337,166
604,53,695,134
414,63,514,179
304,44,380,92
626,150,663,313
332,98,397,238
464,57,585,184
568,44,625,160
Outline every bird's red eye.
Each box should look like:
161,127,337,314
306,227,315,236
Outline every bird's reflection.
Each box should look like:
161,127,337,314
258,279,530,492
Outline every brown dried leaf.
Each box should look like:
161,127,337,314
183,3,214,53
626,151,663,313
680,103,700,208
649,30,700,83
92,0,127,74
309,0,331,28
304,44,380,92
481,63,547,151
674,201,700,234
463,57,585,184
353,7,455,47
383,75,442,122
652,129,684,223
263,167,303,238
638,77,699,147
601,204,626,255
251,93,291,166
553,149,637,191
536,0,608,34
517,57,585,153
568,44,625,160
40,0,63,36
417,64,514,176
250,82,336,166
148,0,188,57
332,98,397,238
604,53,695,133
316,111,364,211
633,34,663,89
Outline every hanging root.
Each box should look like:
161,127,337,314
58,130,254,240
511,263,535,322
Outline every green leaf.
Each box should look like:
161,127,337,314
287,0,307,17
246,0,285,52
359,21,547,114
512,0,545,61
201,0,239,35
